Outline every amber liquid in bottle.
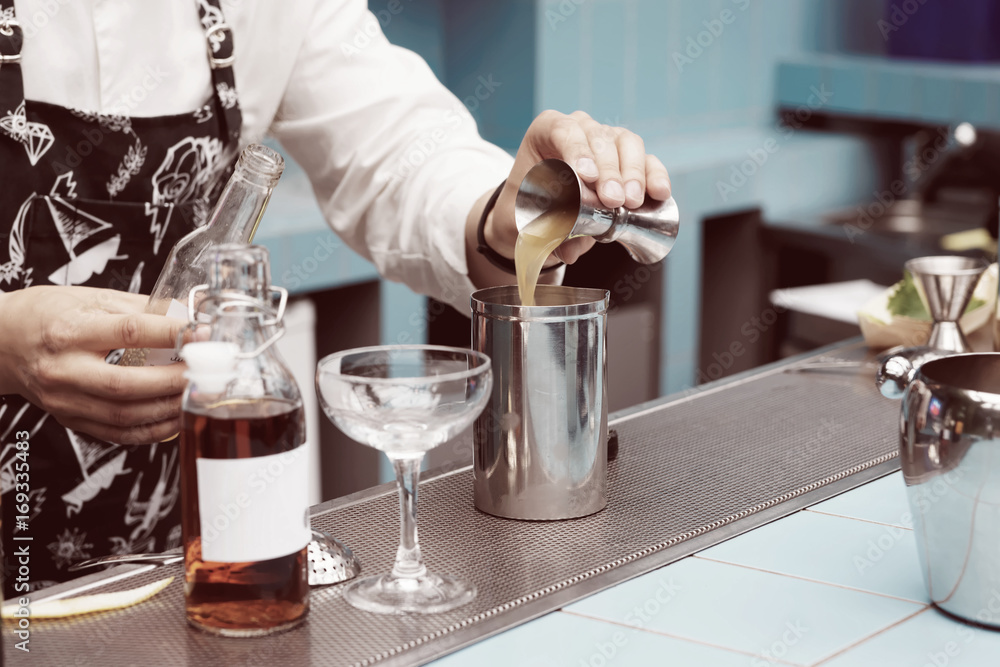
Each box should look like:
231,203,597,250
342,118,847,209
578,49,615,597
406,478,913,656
181,398,309,636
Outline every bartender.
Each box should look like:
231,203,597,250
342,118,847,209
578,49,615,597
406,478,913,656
0,0,671,593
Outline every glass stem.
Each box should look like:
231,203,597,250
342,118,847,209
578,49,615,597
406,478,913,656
390,455,427,580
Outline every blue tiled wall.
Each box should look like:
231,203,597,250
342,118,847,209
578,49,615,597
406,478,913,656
372,0,537,152
442,0,537,152
374,0,893,173
535,0,887,140
367,0,447,79
371,0,910,394
532,0,895,392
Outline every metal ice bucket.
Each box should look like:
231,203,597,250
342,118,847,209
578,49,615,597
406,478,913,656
471,285,608,520
892,353,1000,628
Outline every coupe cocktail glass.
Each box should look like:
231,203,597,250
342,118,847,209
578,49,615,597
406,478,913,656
316,345,491,614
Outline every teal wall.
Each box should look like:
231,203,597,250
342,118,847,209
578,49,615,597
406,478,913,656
371,1,1000,394
442,0,537,152
535,0,887,139
532,1,897,393
367,0,447,78
375,0,890,142
372,0,895,393
371,0,537,152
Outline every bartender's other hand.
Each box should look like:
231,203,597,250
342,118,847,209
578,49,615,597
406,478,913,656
0,286,188,444
487,110,672,266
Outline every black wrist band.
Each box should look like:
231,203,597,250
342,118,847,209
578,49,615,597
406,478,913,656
476,181,564,275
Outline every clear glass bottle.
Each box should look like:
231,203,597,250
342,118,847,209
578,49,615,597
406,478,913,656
120,144,284,367
179,244,309,637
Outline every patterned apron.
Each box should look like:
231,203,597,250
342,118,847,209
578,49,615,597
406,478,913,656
0,0,243,595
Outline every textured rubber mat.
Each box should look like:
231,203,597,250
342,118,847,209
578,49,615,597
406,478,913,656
4,346,898,666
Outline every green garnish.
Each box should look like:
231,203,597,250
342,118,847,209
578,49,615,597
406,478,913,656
886,271,929,319
886,270,985,320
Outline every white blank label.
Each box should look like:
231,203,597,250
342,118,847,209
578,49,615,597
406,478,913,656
197,446,310,563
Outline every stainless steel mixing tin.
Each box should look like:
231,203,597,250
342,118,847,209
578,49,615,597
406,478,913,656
895,353,1000,628
471,285,609,520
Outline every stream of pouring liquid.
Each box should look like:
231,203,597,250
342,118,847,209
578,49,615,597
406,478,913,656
514,209,577,306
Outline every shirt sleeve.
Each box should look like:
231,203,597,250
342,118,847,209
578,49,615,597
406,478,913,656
268,0,515,312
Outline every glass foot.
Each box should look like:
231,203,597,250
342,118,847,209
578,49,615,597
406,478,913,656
342,572,476,614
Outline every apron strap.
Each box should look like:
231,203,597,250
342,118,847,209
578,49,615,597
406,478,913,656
196,0,243,145
0,0,26,110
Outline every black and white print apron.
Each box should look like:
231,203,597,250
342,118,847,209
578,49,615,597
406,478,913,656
0,0,243,595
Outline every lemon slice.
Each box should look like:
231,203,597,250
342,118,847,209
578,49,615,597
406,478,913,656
1,576,173,619
941,228,997,253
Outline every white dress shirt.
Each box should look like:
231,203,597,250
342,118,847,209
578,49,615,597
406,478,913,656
14,0,514,311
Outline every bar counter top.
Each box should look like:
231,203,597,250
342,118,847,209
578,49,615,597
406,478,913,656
6,339,999,666
435,471,1000,667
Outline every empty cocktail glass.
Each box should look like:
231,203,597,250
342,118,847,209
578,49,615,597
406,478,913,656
316,345,491,614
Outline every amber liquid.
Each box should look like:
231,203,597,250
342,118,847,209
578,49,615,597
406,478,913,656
181,398,309,636
514,209,577,306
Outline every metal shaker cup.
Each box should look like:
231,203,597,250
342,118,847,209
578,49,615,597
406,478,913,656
471,285,609,520
883,352,1000,627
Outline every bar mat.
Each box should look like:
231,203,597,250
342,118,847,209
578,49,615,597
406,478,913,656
5,347,898,666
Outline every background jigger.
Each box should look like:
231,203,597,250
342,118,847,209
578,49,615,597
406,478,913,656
907,255,989,353
515,158,679,264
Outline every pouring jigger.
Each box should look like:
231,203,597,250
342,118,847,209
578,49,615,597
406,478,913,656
906,255,989,354
515,158,680,264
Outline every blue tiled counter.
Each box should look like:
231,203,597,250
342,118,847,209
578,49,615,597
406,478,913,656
434,470,1000,667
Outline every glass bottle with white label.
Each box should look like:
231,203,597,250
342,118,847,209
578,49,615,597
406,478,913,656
119,143,284,367
179,244,309,637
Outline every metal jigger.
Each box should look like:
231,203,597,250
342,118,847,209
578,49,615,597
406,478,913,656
876,256,988,399
515,158,680,264
907,256,988,354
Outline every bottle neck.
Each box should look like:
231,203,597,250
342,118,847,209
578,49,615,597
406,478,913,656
202,307,299,404
210,308,270,355
204,145,284,244
204,177,274,245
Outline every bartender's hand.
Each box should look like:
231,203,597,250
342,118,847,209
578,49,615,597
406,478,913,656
0,286,187,444
467,110,671,287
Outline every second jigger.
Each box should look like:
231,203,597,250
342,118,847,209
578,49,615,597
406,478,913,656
515,158,680,263
906,255,988,354
876,255,989,400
